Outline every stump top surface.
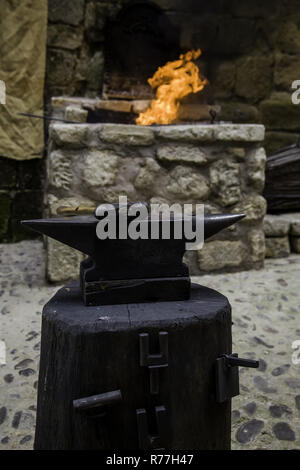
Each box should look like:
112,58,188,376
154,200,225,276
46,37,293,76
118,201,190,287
43,282,231,332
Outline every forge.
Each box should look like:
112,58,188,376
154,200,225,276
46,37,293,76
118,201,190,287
44,0,267,283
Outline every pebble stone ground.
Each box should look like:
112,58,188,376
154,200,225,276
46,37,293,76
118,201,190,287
0,240,299,450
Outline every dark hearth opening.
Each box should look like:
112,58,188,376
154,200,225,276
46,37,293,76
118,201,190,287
103,1,180,100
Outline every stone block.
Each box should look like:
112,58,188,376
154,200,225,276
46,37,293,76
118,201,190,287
219,103,259,124
210,160,241,207
48,0,85,26
198,240,247,271
166,166,210,200
234,195,267,222
272,20,300,54
227,147,246,160
156,145,207,165
47,24,83,50
281,213,300,236
274,53,300,91
265,237,291,258
264,215,290,237
248,230,265,263
64,106,88,123
51,124,88,148
214,125,265,142
264,132,299,155
86,51,105,92
155,125,214,142
236,55,273,102
247,147,266,192
135,158,161,191
46,49,76,87
260,98,300,131
100,124,155,146
0,191,11,241
82,150,119,187
47,238,85,283
48,150,73,191
210,61,236,99
290,237,300,253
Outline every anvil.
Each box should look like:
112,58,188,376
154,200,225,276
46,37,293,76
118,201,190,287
22,204,245,306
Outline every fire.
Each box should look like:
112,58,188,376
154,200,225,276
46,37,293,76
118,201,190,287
136,49,208,126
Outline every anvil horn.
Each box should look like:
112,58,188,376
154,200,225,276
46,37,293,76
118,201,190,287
21,212,245,254
21,216,98,256
202,213,245,240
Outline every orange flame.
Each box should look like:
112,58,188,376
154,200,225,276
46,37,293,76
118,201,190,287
136,49,208,126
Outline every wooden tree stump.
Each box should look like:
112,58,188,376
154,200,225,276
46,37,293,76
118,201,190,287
34,282,232,450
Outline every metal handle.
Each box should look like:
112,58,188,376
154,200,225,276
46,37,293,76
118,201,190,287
223,354,259,369
73,389,122,412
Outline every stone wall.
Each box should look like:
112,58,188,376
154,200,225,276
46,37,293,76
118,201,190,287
46,0,300,155
46,121,266,281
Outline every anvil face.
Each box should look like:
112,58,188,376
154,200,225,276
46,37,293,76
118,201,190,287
22,210,245,306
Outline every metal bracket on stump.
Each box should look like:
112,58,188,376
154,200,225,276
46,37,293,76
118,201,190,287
136,406,168,450
73,389,122,418
139,331,168,395
216,354,259,403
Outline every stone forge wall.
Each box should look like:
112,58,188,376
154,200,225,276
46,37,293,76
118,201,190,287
46,122,266,282
46,0,300,155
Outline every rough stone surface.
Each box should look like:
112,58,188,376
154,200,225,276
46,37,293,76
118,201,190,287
290,237,300,254
64,106,88,123
82,150,119,187
1,242,300,450
47,24,83,50
134,158,161,191
86,51,105,92
219,103,259,124
48,150,73,191
264,132,299,156
265,237,291,258
264,215,290,237
166,166,210,200
210,160,241,207
236,55,273,102
50,123,88,148
213,125,265,142
274,53,300,91
273,422,296,441
247,147,266,191
282,213,300,236
248,230,266,263
234,195,267,223
46,122,266,275
260,98,300,132
100,124,155,146
156,144,207,165
48,0,85,26
198,240,247,271
47,238,85,283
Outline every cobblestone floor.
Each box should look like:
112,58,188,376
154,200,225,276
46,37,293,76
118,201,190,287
0,241,299,450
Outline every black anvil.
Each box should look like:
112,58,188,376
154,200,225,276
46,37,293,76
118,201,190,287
22,203,244,306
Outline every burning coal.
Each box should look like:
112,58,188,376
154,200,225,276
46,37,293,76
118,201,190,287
136,49,208,126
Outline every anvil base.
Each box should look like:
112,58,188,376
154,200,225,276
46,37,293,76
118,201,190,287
83,276,191,306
